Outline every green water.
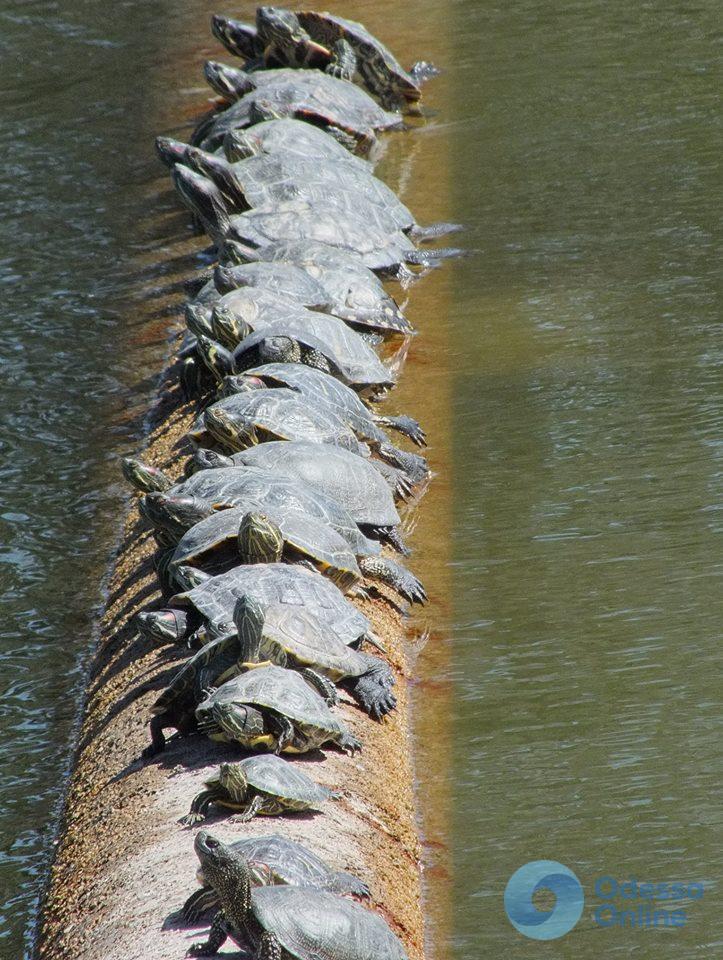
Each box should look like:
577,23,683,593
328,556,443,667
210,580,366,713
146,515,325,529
445,0,721,955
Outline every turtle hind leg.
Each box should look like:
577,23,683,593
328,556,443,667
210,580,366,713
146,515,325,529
301,669,339,706
368,524,410,557
374,413,427,447
325,38,357,80
409,221,464,242
358,556,427,605
142,715,169,760
410,60,441,83
374,442,429,485
344,665,397,720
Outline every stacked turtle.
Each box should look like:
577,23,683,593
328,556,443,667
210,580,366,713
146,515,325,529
121,9,457,958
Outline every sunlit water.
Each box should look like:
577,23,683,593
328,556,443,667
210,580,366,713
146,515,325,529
0,1,719,958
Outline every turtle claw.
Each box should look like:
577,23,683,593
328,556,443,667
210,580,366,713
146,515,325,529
179,812,205,827
375,413,427,447
340,733,362,755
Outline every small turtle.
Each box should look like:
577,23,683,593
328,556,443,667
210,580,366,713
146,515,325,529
192,66,402,153
173,166,459,276
170,507,426,604
136,562,372,647
182,833,369,923
189,832,407,958
195,663,360,755
182,754,336,825
220,114,372,167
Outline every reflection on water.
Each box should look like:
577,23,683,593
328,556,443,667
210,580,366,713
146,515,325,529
445,1,720,956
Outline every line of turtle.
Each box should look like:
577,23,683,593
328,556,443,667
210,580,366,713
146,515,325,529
118,9,458,959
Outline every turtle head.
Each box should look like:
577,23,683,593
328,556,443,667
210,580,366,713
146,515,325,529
238,512,284,564
204,60,256,100
248,99,284,124
155,136,189,169
210,15,260,60
217,762,249,802
196,334,235,381
184,146,249,210
171,165,232,243
173,565,213,592
213,263,242,295
223,128,261,163
257,335,303,365
142,493,215,533
135,608,189,645
194,831,253,917
211,303,252,348
205,408,256,451
219,237,260,265
220,374,265,398
190,449,235,473
185,302,214,339
256,6,328,64
121,457,172,494
233,595,266,662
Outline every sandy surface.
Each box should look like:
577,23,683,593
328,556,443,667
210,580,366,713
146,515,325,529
35,360,426,960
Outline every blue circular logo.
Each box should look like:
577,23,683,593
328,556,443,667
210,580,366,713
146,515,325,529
504,860,584,940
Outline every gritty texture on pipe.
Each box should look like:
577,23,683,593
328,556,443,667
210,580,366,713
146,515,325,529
35,369,425,960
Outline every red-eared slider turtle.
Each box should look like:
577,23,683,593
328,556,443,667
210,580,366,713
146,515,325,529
224,364,428,480
173,167,459,275
189,832,407,958
195,663,361,755
182,833,369,923
221,115,372,167
182,755,336,825
136,562,372,647
211,15,264,62
173,508,363,593
170,507,426,604
189,389,368,458
192,66,402,152
196,442,409,553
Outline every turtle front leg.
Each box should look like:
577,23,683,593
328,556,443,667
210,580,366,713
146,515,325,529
325,38,357,80
189,909,229,956
358,556,427,605
267,714,295,754
180,788,223,826
229,792,265,823
182,886,219,924
257,931,284,960
142,714,171,760
301,669,339,706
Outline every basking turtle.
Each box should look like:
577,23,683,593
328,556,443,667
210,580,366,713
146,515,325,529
170,507,426,604
211,14,264,62
136,562,372,647
221,115,372,167
195,663,361,755
192,66,402,152
226,363,427,467
195,442,409,553
189,832,407,958
182,755,336,824
173,166,459,276
189,389,368,457
182,833,369,923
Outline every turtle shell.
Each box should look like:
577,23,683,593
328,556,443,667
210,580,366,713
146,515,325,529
232,754,333,805
261,603,365,681
251,886,408,960
231,153,415,234
228,442,400,528
172,563,369,644
198,665,347,739
218,245,409,333
170,503,362,588
165,467,379,556
193,69,401,151
298,11,421,104
242,363,389,444
196,388,368,454
227,198,416,273
222,118,372,167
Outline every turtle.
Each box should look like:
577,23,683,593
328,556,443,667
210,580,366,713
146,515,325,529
195,663,361,755
297,9,439,108
135,562,372,648
182,754,337,825
188,389,369,458
173,166,460,276
170,507,426,604
182,143,459,243
211,14,265,63
192,65,402,153
189,831,407,958
220,114,373,167
191,442,409,554
182,833,369,924
225,361,427,457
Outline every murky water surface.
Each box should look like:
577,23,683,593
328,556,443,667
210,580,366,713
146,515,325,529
0,1,719,958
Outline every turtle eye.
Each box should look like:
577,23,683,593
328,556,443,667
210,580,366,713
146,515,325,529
206,836,219,849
